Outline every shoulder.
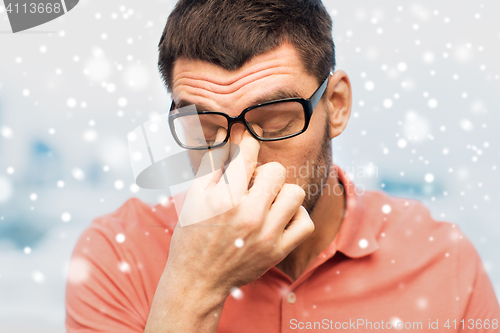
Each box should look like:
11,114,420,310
66,197,178,331
361,190,461,242
68,197,178,287
90,197,174,230
84,197,177,246
360,191,500,316
66,198,179,328
361,191,490,289
360,190,477,268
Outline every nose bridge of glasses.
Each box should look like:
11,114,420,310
226,120,250,143
225,112,254,137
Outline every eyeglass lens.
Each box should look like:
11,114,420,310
172,100,306,148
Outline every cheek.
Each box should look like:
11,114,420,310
256,135,320,182
307,108,330,141
256,111,328,179
188,150,206,173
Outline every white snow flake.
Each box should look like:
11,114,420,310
118,261,131,273
83,130,97,142
1,126,13,139
67,258,91,284
32,271,45,284
390,317,403,329
116,233,126,243
118,97,128,107
0,177,13,203
417,297,428,310
424,173,435,183
358,239,369,249
383,99,393,108
61,212,72,222
364,81,375,91
114,180,124,190
428,99,438,108
130,184,140,193
397,139,407,149
230,287,243,300
67,98,77,108
460,119,474,132
72,168,85,181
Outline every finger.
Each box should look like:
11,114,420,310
247,162,287,210
228,123,262,167
217,125,262,196
264,184,305,235
189,128,229,192
281,206,315,253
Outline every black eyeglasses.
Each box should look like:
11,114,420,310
168,75,329,150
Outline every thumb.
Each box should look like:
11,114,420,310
281,206,315,253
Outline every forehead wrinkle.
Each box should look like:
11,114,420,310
175,88,219,110
172,45,306,93
173,66,296,98
172,57,295,86
172,43,304,84
175,93,218,111
171,44,314,115
175,75,306,116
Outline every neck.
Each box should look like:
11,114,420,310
275,163,345,281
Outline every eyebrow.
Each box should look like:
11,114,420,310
175,88,304,112
252,90,304,106
176,100,210,111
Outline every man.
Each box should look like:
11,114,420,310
66,0,500,332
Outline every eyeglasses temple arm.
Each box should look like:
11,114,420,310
309,76,329,112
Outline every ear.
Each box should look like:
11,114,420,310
324,70,352,140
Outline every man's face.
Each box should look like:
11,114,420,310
171,43,332,212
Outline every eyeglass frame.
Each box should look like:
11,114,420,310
168,74,330,150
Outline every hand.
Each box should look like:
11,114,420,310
166,126,315,293
144,127,314,332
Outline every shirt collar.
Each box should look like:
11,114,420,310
330,165,379,258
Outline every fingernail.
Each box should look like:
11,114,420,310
250,123,263,137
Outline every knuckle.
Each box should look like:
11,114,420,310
259,231,274,245
270,182,283,196
304,218,315,234
292,184,306,199
243,215,261,229
206,196,224,215
239,205,264,228
242,154,258,170
265,162,286,179
282,183,305,201
207,190,235,215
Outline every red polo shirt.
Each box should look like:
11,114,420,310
65,166,500,332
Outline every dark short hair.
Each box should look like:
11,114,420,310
158,0,335,92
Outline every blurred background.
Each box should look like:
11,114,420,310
0,0,499,331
